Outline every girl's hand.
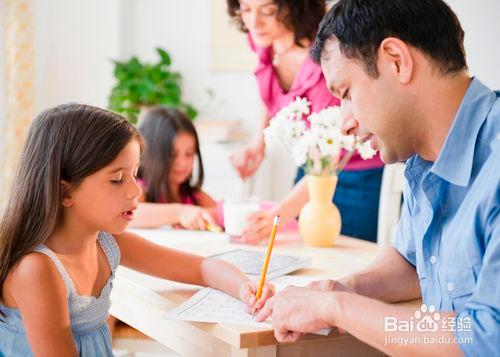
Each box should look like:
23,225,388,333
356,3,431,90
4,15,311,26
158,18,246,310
178,205,216,231
241,211,273,245
239,280,275,315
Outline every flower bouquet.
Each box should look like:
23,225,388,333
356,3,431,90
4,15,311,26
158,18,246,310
263,97,377,246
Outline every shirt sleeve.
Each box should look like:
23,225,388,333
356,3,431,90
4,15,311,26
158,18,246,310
455,189,500,354
394,181,417,267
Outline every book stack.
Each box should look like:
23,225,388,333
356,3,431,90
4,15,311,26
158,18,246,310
194,118,248,143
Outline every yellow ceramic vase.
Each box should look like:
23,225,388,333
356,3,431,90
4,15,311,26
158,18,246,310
298,175,341,247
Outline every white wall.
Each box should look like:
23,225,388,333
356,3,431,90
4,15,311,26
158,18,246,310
1,0,499,200
0,1,5,165
118,0,261,131
23,0,500,114
33,0,120,111
448,0,500,89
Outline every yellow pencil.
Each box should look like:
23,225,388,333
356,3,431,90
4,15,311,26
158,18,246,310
252,214,280,318
206,223,223,233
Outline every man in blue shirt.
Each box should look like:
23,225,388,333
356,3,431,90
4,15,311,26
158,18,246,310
255,0,499,355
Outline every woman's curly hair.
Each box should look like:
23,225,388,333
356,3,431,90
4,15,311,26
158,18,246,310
227,0,326,47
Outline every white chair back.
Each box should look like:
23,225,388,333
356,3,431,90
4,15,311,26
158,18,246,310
377,163,406,246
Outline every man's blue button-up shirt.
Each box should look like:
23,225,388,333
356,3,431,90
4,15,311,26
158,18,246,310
395,77,499,355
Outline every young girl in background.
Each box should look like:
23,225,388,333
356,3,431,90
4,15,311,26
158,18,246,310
0,104,272,356
130,106,219,230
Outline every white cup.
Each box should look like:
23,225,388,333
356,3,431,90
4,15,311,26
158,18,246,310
223,198,260,237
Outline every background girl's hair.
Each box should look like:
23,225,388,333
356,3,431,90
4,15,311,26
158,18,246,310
0,103,143,300
137,106,204,204
227,0,326,47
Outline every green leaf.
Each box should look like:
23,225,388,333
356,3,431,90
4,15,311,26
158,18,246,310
157,48,171,66
183,104,198,120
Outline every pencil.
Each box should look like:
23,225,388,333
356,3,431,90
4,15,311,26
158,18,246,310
206,223,223,233
252,214,280,318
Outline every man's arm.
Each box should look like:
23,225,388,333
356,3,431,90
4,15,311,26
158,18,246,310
329,292,462,356
258,287,461,356
342,246,421,303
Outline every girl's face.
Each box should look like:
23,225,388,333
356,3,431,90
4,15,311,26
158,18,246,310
239,0,292,47
168,131,196,187
63,140,142,234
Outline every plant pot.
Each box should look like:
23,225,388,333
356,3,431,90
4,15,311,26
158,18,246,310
298,175,341,247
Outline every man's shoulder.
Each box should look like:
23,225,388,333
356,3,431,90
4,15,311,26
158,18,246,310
470,135,500,224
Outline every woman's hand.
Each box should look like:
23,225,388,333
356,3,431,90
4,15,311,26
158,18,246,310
240,211,274,245
178,205,216,231
239,280,275,316
230,140,265,179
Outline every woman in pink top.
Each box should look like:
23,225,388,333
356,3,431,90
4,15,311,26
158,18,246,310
227,0,384,243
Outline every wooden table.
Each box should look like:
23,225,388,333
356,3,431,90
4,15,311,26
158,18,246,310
110,228,386,356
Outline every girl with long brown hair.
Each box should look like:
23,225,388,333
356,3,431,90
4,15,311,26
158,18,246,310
0,103,272,356
130,106,219,230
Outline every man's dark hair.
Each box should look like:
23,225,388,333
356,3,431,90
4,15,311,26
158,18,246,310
311,0,467,77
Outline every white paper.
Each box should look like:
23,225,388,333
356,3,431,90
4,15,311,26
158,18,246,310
211,249,311,280
165,275,332,335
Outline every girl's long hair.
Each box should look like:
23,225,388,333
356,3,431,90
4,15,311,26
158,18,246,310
138,106,204,204
0,103,143,301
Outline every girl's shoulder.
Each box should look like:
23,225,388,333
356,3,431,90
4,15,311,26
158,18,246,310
97,231,121,271
3,251,67,308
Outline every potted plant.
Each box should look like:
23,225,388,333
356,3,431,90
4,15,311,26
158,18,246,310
108,48,197,124
264,97,377,246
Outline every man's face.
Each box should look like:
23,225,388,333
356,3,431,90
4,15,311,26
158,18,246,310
321,39,415,164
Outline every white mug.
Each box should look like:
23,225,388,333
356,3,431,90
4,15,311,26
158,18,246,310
223,198,260,237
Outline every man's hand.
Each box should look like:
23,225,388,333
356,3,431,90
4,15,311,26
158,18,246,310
255,286,339,343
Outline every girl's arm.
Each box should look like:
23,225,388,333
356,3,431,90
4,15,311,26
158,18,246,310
115,231,272,303
129,202,184,228
196,191,220,224
130,202,216,230
130,188,216,229
4,253,78,356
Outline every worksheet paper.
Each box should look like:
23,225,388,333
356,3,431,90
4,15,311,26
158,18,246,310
211,249,312,280
164,275,332,335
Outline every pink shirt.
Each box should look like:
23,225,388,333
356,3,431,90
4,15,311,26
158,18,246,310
249,35,384,170
137,178,198,204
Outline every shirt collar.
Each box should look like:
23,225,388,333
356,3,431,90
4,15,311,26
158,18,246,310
430,77,496,187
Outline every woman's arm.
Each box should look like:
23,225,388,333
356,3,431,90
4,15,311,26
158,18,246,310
230,101,269,179
242,178,308,243
5,253,77,356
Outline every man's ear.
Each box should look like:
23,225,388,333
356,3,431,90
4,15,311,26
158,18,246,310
378,37,414,84
61,180,73,207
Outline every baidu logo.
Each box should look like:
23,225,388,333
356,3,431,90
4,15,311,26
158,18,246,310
385,304,441,332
